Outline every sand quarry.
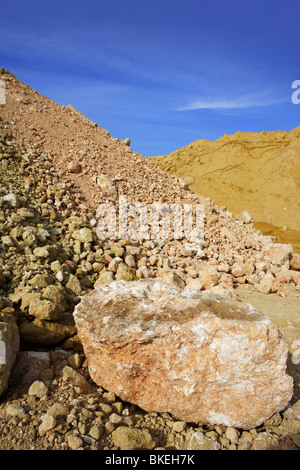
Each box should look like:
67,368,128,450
0,70,299,450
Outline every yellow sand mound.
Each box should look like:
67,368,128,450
152,127,300,253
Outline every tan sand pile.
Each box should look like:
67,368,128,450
152,128,300,253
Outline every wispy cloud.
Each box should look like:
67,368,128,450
176,94,287,111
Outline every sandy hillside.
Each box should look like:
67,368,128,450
152,128,300,253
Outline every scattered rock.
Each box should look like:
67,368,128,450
96,175,117,197
111,426,155,450
290,253,300,271
184,430,221,450
225,427,240,444
121,138,131,147
67,435,84,450
38,413,57,436
115,263,136,281
61,365,93,393
67,161,82,174
264,243,293,269
47,403,69,419
236,211,253,224
255,273,276,294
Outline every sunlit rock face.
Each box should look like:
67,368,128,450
74,279,293,429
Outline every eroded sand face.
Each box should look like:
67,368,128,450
152,128,300,253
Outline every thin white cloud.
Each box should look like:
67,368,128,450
176,95,287,111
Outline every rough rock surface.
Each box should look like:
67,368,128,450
0,70,299,450
0,313,19,396
1,71,299,302
73,279,293,429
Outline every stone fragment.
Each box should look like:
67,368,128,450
73,279,293,429
39,414,57,436
67,161,81,174
65,274,82,296
67,352,83,369
0,314,19,397
40,368,54,381
251,432,279,450
110,243,125,258
47,403,69,419
115,263,136,281
225,427,240,444
183,430,220,450
264,243,293,268
72,227,93,243
28,298,61,321
198,267,219,289
172,421,186,433
3,193,19,207
61,365,92,393
111,426,155,450
94,271,115,286
184,279,203,291
111,401,124,414
67,435,83,450
20,290,41,312
290,253,300,271
204,285,237,300
28,273,54,289
28,380,48,398
26,284,67,321
6,404,26,417
125,254,136,269
17,207,35,219
236,211,253,224
121,138,131,146
33,247,49,258
96,175,117,197
89,424,103,440
19,318,76,345
255,273,276,294
217,262,230,273
231,263,245,278
108,257,122,272
109,413,123,424
1,235,15,247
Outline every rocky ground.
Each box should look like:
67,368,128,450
0,69,300,451
1,346,300,451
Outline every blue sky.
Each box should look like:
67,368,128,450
1,0,300,156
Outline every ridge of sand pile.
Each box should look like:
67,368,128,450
152,128,300,253
0,70,299,298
